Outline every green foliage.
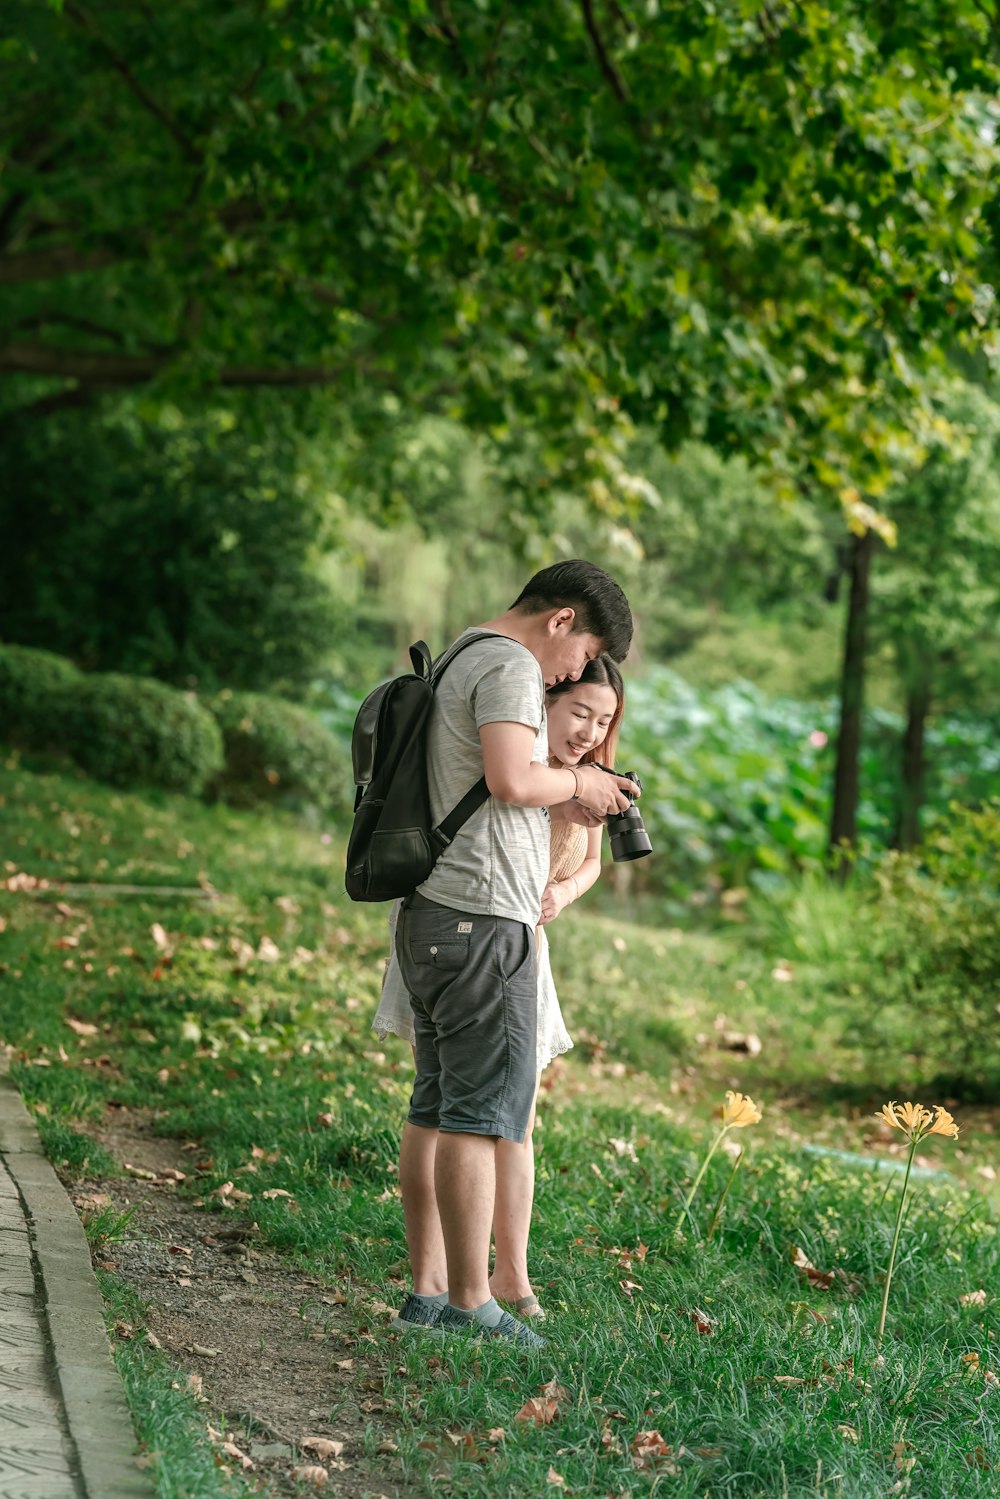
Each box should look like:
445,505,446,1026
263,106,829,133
207,689,351,815
0,642,82,750
1,3,996,503
0,403,340,696
759,802,1000,1092
617,669,1000,901
853,804,1000,1090
64,673,223,795
36,1118,120,1179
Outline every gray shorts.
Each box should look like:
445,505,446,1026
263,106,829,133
395,893,538,1144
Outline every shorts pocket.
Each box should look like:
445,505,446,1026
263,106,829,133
495,921,534,986
412,938,470,970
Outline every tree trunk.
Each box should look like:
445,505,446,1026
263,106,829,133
828,530,875,878
894,669,932,851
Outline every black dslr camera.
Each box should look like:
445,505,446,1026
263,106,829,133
593,765,652,862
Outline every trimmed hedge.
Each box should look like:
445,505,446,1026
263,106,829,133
206,690,349,812
64,674,224,795
0,643,83,751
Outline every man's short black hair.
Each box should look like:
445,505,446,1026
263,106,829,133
510,559,633,662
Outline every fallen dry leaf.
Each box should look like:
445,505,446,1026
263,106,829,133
631,1430,683,1473
790,1245,835,1290
718,1029,762,1055
65,1017,97,1035
192,1344,220,1358
301,1438,344,1460
291,1464,328,1486
515,1397,560,1426
216,1181,252,1205
960,1289,988,1307
890,1439,916,1474
123,1164,158,1181
676,1306,715,1335
966,1448,992,1470
150,923,171,951
546,1468,566,1487
539,1378,572,1405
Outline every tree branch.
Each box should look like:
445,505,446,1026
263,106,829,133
0,385,102,424
0,245,121,284
0,342,353,389
471,2,510,170
65,2,202,164
580,0,631,104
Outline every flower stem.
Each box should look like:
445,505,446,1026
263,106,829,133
673,1128,726,1240
877,1134,918,1346
706,1147,743,1240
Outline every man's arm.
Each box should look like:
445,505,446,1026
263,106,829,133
480,723,637,816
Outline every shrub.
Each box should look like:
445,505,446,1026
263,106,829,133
854,803,1000,1091
763,803,1000,1093
206,691,350,813
64,674,223,794
0,403,339,695
0,643,83,751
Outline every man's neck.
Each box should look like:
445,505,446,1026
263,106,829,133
474,610,535,649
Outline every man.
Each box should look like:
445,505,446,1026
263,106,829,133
393,559,636,1347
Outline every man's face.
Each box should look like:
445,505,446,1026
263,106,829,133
538,616,604,689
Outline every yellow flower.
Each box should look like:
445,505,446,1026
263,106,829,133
925,1106,960,1140
721,1090,763,1129
874,1100,959,1143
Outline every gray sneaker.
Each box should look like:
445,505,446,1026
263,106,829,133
392,1293,445,1335
438,1303,547,1349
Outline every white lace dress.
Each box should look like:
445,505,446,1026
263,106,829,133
372,819,588,1073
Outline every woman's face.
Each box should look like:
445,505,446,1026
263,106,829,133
546,682,619,766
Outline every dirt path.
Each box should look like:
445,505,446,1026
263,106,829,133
61,1108,427,1499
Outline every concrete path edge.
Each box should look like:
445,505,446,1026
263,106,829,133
0,1055,155,1499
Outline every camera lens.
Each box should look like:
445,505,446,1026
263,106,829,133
607,803,652,862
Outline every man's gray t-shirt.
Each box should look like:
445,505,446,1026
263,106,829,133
417,630,550,926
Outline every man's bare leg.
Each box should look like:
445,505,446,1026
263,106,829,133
399,1120,447,1296
435,1131,497,1309
490,1088,538,1306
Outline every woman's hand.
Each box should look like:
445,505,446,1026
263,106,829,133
538,879,574,926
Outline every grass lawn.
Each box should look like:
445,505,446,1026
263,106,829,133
1,758,998,1498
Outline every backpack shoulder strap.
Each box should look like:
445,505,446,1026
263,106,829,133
429,629,505,686
424,630,507,851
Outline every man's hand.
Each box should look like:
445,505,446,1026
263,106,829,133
572,763,638,817
538,880,573,925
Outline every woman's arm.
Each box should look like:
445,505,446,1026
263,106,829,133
538,827,604,924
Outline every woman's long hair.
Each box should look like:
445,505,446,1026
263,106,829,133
546,654,625,769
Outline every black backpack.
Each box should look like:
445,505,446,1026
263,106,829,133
344,632,499,902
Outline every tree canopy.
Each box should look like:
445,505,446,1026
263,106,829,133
2,1,998,509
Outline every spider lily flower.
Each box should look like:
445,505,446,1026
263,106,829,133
874,1098,961,1344
673,1091,763,1240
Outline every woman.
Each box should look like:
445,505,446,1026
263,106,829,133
373,654,625,1319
